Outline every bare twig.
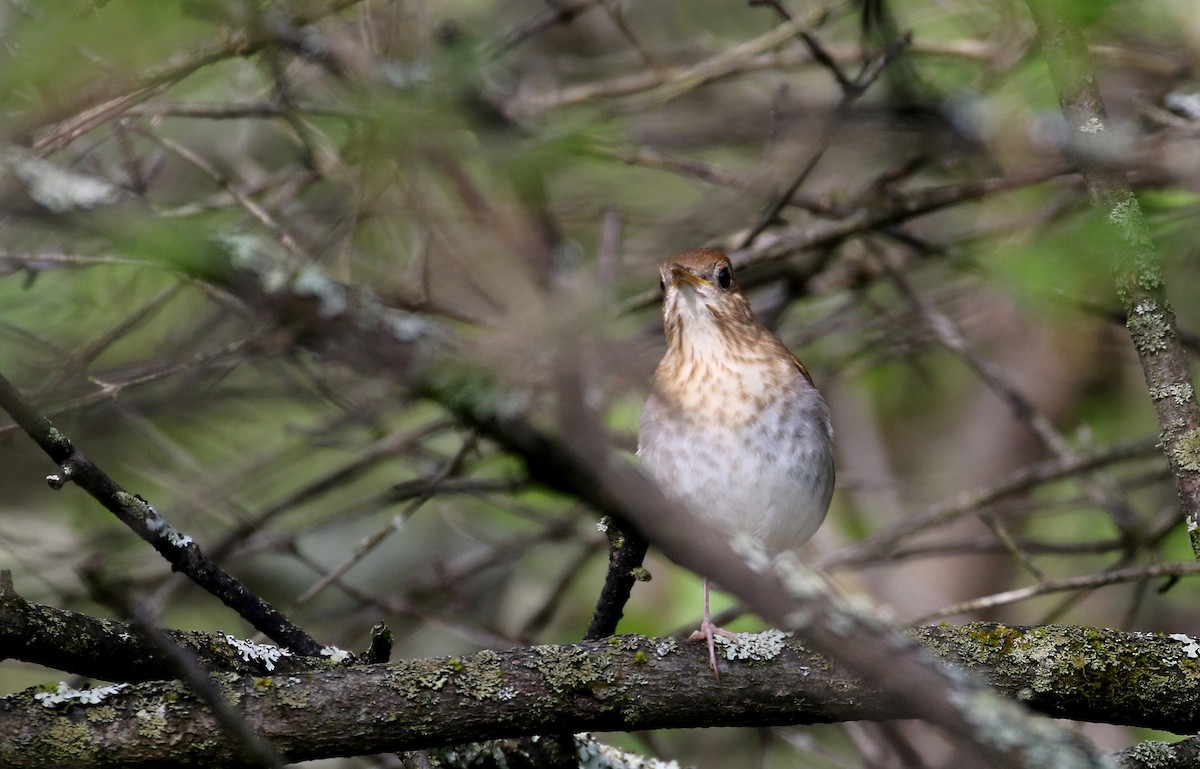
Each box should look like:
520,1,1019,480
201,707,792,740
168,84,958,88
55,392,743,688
824,437,1157,569
885,267,1142,540
912,561,1200,623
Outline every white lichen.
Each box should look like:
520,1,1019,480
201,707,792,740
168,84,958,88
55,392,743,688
654,638,678,658
772,552,827,599
384,311,434,342
292,265,348,319
1079,117,1105,134
223,634,292,671
576,733,682,769
34,681,129,708
319,645,352,664
730,532,771,573
1165,91,1200,120
496,685,517,701
216,232,290,293
4,148,123,212
1168,633,1200,659
714,629,790,662
163,527,193,548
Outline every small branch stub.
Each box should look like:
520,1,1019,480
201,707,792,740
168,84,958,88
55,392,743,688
46,460,76,490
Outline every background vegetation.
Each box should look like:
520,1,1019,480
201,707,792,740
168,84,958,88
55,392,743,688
3,0,1200,766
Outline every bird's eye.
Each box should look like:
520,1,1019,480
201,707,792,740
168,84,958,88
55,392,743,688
717,266,732,290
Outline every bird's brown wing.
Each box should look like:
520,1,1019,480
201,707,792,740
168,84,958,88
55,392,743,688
789,350,815,386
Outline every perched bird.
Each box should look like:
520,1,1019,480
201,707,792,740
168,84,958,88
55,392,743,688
638,248,835,675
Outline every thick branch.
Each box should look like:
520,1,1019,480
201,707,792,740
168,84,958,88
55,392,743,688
0,572,335,682
2,623,1198,768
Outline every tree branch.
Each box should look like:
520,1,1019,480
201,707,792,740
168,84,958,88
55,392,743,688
1025,0,1200,558
2,622,1197,768
0,571,339,684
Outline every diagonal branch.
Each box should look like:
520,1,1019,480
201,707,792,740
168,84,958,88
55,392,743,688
0,374,323,656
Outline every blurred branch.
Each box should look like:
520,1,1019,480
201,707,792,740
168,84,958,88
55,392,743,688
0,375,324,656
491,0,605,57
1026,1,1200,559
2,622,1198,767
202,420,454,564
824,437,1158,569
619,165,1073,313
739,1,910,249
24,0,366,154
507,8,825,117
886,267,1141,540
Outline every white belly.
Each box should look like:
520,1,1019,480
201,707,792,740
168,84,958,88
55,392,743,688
638,388,834,555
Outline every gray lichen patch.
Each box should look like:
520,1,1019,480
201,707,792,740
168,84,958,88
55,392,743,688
1149,383,1195,407
44,426,73,454
1172,428,1200,473
451,650,506,701
577,733,684,769
654,637,679,658
1126,306,1171,353
384,652,506,703
532,644,617,696
26,717,99,765
274,680,312,710
1126,740,1173,767
134,703,169,740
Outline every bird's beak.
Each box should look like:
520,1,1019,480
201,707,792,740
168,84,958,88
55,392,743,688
668,264,710,289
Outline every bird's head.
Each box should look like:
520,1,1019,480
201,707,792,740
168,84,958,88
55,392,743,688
659,248,758,352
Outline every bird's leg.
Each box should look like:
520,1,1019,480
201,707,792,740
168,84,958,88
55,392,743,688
688,577,739,676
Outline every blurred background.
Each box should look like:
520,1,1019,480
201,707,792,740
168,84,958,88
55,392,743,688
2,0,1200,766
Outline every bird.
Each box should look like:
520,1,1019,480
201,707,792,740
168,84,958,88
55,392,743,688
637,247,835,675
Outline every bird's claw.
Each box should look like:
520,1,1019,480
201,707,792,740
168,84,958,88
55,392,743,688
689,618,739,677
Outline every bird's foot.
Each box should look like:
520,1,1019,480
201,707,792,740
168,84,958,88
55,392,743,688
689,618,739,677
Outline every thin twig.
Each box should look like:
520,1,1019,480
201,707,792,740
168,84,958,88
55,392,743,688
291,432,479,607
885,266,1142,540
911,561,1200,623
824,437,1157,570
